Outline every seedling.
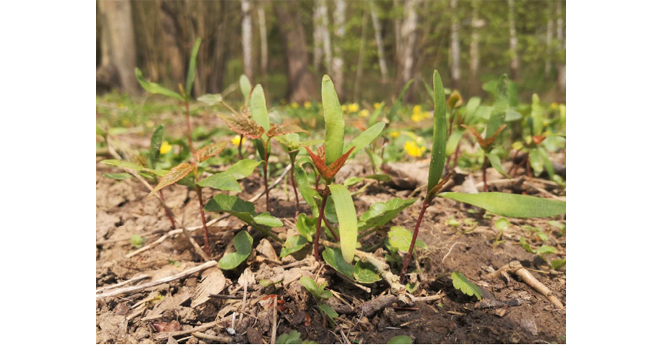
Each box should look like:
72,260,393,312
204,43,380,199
300,276,333,300
462,74,510,191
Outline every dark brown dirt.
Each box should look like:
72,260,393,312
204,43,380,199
96,138,566,344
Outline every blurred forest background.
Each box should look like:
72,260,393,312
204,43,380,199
96,0,565,104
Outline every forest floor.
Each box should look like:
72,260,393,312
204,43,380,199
96,126,566,344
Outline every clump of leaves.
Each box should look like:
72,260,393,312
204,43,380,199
451,271,482,300
387,335,413,344
276,330,317,344
300,276,332,300
130,234,144,249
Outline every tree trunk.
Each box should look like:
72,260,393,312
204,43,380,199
394,0,403,67
274,3,319,102
556,0,565,95
98,0,138,95
450,0,460,89
313,1,323,71
159,1,185,84
508,0,519,81
369,0,388,81
353,2,369,101
332,0,346,100
544,0,554,79
468,0,482,96
257,3,268,87
241,0,254,81
399,0,420,89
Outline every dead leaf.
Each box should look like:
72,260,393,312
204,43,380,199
191,267,226,308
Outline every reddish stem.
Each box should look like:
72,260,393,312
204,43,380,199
289,162,299,217
482,156,489,192
159,190,176,230
322,214,339,241
314,188,331,261
262,150,270,212
400,201,430,281
195,186,211,257
453,142,461,167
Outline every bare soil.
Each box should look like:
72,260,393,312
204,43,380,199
96,137,566,344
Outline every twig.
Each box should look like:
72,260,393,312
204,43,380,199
192,332,232,343
96,274,150,294
523,180,563,201
96,261,217,299
271,297,278,344
486,260,564,310
252,164,291,202
153,320,218,340
441,242,465,264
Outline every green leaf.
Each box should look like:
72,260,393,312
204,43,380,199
364,174,392,182
388,79,413,123
520,238,535,253
96,124,106,137
102,159,146,173
185,38,202,97
386,226,427,253
358,198,415,232
451,271,482,300
276,330,302,344
250,84,269,140
225,159,262,179
254,213,283,228
354,261,381,284
485,153,509,178
387,335,413,344
204,194,259,226
343,122,386,155
219,230,253,270
149,162,193,197
406,282,419,293
148,124,164,169
197,172,241,192
486,74,508,140
537,245,557,255
318,304,338,326
294,162,320,218
103,173,131,180
428,70,447,195
328,184,358,263
130,234,144,249
135,68,184,101
296,214,317,242
531,93,543,135
464,97,481,124
494,217,510,231
239,74,252,103
280,235,308,258
548,221,566,231
446,129,464,156
322,75,345,166
344,176,364,187
551,259,566,270
300,276,321,298
440,192,566,218
197,94,223,106
528,148,545,177
322,247,354,279
273,133,300,151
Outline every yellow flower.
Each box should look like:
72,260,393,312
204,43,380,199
348,103,360,113
341,105,348,112
413,105,422,115
160,141,172,155
291,102,299,109
304,101,312,109
231,135,243,146
390,131,400,138
551,102,558,110
358,109,369,117
374,102,382,109
404,141,425,157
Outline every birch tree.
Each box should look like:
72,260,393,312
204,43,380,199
508,0,519,81
97,0,138,95
450,0,461,89
332,0,346,100
257,3,268,80
468,0,483,95
544,0,555,79
369,0,388,81
399,0,420,88
556,0,565,94
241,0,253,81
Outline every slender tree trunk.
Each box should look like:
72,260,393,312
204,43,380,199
353,2,369,102
241,0,254,81
257,3,268,92
313,0,332,73
99,0,138,95
450,0,460,89
556,0,565,95
508,0,519,81
394,0,403,67
274,2,319,102
313,0,323,71
369,0,388,81
332,0,346,100
159,0,185,85
209,3,229,93
468,0,482,96
399,0,420,89
544,0,555,79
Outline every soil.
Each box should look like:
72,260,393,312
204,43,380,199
96,133,566,344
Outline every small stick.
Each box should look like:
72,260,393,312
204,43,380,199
96,261,217,299
96,274,150,293
252,164,292,203
153,320,218,340
192,332,232,343
441,242,465,264
486,260,564,310
271,297,278,344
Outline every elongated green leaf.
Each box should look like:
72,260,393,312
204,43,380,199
529,148,545,177
485,153,509,178
204,194,257,226
446,129,465,156
254,213,283,227
322,247,354,279
428,70,448,195
328,184,357,263
386,226,427,253
250,84,269,140
219,230,253,270
294,161,320,217
195,141,228,162
322,75,345,165
343,122,385,155
387,336,413,344
147,124,164,169
531,93,543,135
273,133,300,151
551,259,566,270
318,304,338,326
295,214,316,242
103,173,132,180
197,172,241,192
185,38,202,97
149,162,193,197
358,198,415,232
102,159,147,173
197,94,223,106
225,159,262,179
486,74,508,140
464,97,481,124
135,68,184,101
280,235,308,258
276,330,302,344
239,74,252,103
451,271,482,300
300,276,321,298
354,261,381,284
367,101,384,127
440,192,566,218
388,79,414,122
